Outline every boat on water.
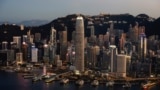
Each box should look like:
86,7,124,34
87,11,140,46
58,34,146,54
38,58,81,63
141,81,156,90
106,81,114,87
60,78,69,84
91,80,99,86
122,82,131,88
42,73,56,79
32,75,42,82
23,73,34,78
75,79,84,86
42,74,51,79
3,66,15,73
45,76,56,83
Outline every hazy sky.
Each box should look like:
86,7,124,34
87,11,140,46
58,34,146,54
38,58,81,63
0,0,160,23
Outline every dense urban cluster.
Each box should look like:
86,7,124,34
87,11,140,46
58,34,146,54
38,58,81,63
0,14,160,80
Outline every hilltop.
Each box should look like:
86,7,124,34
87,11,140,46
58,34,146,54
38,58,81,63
0,13,160,43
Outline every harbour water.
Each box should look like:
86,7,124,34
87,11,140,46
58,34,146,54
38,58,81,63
0,71,160,90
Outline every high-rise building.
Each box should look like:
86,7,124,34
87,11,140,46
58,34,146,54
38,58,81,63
50,27,56,46
27,30,32,44
22,35,28,61
98,34,104,47
88,25,96,46
133,22,139,42
72,31,76,44
34,33,41,42
116,54,127,77
104,32,110,48
22,43,28,61
75,16,85,72
139,33,147,60
128,24,134,41
22,35,27,44
138,26,145,34
49,27,57,62
59,27,67,60
13,36,21,50
87,45,100,68
110,36,115,45
101,49,110,69
31,46,38,62
20,24,24,30
0,50,15,65
109,22,114,36
87,46,96,68
119,33,126,53
43,44,49,61
90,26,94,37
124,42,132,55
109,45,117,73
126,55,131,76
2,41,8,50
16,52,23,65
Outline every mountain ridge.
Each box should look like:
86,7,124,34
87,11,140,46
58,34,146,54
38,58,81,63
0,13,160,43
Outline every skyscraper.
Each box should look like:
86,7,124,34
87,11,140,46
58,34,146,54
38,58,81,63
116,54,127,77
133,22,139,42
22,35,27,44
34,33,41,42
50,27,56,46
49,27,57,62
75,16,85,72
59,27,67,60
90,25,95,37
139,33,147,60
109,45,117,73
31,46,38,62
16,52,23,65
13,36,21,50
119,33,126,53
2,41,8,50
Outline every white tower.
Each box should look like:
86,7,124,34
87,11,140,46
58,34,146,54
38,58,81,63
139,33,147,60
50,27,56,46
75,16,85,72
109,45,117,73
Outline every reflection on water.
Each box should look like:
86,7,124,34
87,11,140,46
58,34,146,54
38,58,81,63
0,71,159,90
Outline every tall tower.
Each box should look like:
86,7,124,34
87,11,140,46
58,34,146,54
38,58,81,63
50,27,56,46
104,32,110,48
109,45,117,73
49,27,57,62
88,46,97,68
133,22,139,42
59,26,67,60
119,33,126,53
75,16,85,72
90,25,95,37
139,33,147,60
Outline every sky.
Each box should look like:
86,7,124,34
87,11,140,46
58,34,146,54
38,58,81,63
0,0,160,23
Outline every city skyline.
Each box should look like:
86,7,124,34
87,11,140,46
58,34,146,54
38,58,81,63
0,0,160,23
